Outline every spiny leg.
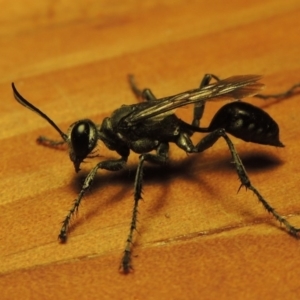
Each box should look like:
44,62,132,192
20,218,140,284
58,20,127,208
255,82,300,100
37,136,66,147
176,129,300,236
59,158,127,242
121,143,169,273
128,74,158,102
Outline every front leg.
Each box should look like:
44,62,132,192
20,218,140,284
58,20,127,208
59,157,127,242
121,143,169,273
37,136,66,147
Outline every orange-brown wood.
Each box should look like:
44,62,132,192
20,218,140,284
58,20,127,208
1,1,300,299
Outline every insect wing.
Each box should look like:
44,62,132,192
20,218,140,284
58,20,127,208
125,75,264,125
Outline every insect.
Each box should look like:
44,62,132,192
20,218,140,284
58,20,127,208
12,74,300,273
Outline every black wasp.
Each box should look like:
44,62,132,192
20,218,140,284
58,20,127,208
12,74,300,273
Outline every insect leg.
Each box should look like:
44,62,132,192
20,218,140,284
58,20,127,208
128,74,158,102
176,130,300,236
255,83,300,100
59,157,127,242
37,136,66,147
192,74,220,127
121,143,169,273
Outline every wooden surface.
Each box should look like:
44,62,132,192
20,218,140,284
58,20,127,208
1,1,300,299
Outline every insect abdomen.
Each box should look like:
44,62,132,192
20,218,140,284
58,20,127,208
208,102,284,147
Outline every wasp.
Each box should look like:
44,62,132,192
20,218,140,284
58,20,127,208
12,74,300,273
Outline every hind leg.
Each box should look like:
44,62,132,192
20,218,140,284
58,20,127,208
176,130,300,237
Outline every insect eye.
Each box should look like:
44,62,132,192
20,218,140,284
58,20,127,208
68,119,98,172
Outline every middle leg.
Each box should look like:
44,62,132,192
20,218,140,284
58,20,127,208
192,73,220,128
128,74,158,102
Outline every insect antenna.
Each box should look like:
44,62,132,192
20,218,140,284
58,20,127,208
12,83,68,142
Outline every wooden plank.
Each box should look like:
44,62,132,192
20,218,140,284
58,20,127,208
1,1,300,299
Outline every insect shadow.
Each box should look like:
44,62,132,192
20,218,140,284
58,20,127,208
68,154,197,218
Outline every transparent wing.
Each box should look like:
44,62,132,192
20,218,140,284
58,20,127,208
125,75,264,125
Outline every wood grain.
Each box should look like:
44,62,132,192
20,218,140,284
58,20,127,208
1,1,300,299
